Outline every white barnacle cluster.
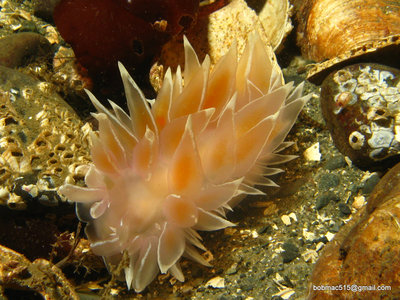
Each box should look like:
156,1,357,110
0,84,91,210
334,65,400,159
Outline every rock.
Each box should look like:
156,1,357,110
0,66,91,211
0,32,52,68
318,173,340,190
338,203,351,216
324,155,346,170
320,63,400,170
282,241,300,263
361,172,381,194
315,191,339,210
32,0,60,22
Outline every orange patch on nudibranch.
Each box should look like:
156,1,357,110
169,120,203,194
163,195,198,228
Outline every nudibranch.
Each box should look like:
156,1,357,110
59,32,310,292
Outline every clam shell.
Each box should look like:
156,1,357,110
297,0,400,62
295,0,400,84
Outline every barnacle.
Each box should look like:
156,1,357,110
59,32,310,292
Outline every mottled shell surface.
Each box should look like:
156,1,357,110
297,0,400,62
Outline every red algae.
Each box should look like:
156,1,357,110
54,0,199,101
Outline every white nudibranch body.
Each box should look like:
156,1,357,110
59,32,310,292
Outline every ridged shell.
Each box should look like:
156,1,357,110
297,0,400,62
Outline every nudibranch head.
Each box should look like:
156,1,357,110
59,32,310,292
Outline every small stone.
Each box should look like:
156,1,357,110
352,195,366,210
302,228,316,241
288,212,297,222
206,276,225,289
281,215,291,226
338,203,351,216
315,191,339,210
226,263,238,275
318,173,340,190
301,249,318,263
304,142,321,161
315,242,325,252
281,241,300,263
325,232,335,242
361,172,381,194
324,155,347,170
272,288,295,300
22,184,39,197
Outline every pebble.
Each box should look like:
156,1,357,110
338,203,351,216
315,242,325,252
302,229,316,242
361,172,381,194
301,249,318,263
324,155,347,170
303,142,321,161
281,241,300,263
324,232,335,242
226,263,238,275
352,195,366,210
272,288,295,300
315,191,339,210
281,215,291,226
321,63,400,170
318,173,340,190
288,212,297,222
206,277,225,289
